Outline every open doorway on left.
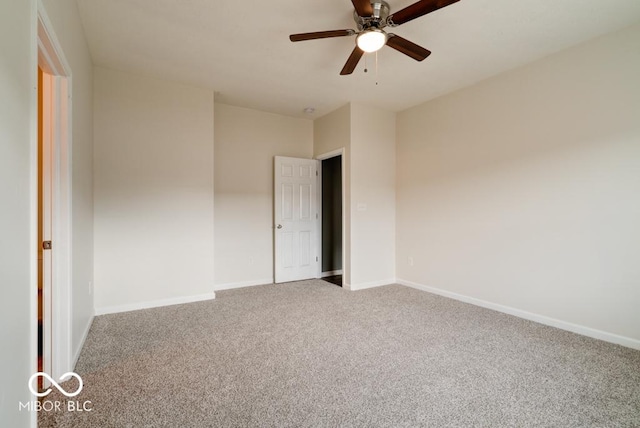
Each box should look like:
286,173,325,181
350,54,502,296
36,10,74,383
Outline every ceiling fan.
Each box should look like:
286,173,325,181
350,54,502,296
289,0,460,75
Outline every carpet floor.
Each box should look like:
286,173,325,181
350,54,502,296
40,280,640,427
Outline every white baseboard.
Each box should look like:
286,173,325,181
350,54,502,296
321,270,343,278
73,311,94,368
214,278,273,291
95,292,217,316
348,278,396,291
397,279,640,351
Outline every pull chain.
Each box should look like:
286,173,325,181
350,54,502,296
362,52,379,84
375,50,379,85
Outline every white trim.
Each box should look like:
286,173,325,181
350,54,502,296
214,278,273,291
37,0,71,75
95,292,217,316
340,152,346,285
72,312,94,368
316,148,344,160
321,270,343,277
316,160,322,279
349,279,395,291
52,74,73,379
397,279,640,351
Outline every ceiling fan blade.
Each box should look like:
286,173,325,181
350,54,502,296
351,0,373,17
340,47,365,75
389,0,459,26
386,34,431,61
290,30,354,42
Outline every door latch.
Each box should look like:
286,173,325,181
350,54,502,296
42,241,52,250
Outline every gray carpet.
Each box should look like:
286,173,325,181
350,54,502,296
40,280,640,427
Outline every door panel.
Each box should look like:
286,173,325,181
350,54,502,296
282,184,294,220
42,70,54,386
300,184,311,220
274,156,319,283
300,231,311,266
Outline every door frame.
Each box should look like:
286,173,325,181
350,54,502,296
35,4,73,381
316,148,346,284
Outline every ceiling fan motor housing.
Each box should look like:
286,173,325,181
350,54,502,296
354,1,390,31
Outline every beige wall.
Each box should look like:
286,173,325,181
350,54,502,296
396,23,640,344
313,103,396,288
314,105,352,283
313,104,351,157
350,103,396,287
94,67,215,312
214,103,313,287
0,0,36,424
41,0,95,365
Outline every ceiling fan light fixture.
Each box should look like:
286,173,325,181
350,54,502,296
356,29,387,53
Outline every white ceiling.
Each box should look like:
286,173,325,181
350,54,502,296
76,0,640,118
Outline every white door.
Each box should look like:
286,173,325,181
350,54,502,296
274,156,319,283
41,69,54,384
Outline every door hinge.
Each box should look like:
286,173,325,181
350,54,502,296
316,213,318,219
316,256,318,262
316,170,318,176
42,241,52,250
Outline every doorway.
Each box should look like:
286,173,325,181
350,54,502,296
320,154,343,287
36,9,73,382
